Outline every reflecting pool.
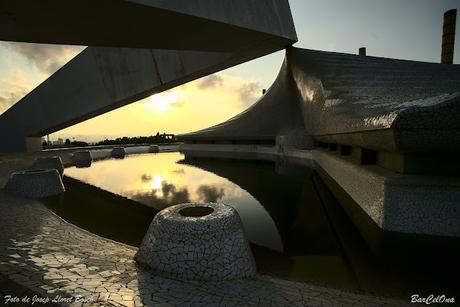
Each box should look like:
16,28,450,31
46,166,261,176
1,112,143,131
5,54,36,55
44,152,459,300
65,152,283,252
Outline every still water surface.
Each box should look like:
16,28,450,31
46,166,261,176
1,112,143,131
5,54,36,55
66,152,284,252
45,152,458,299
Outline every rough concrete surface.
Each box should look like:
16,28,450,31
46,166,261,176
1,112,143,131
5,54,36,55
180,47,460,153
136,203,256,281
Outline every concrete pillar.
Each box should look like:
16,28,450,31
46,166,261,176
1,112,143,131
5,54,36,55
441,9,457,64
136,203,255,281
25,137,42,152
359,47,366,56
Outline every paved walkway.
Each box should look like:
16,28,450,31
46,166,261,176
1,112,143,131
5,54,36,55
0,152,407,306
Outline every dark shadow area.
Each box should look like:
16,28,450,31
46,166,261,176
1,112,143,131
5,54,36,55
179,158,342,257
179,206,214,217
74,161,91,168
180,157,357,289
43,176,158,247
313,167,460,299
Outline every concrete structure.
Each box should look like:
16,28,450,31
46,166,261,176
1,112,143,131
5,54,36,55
4,169,65,198
179,47,460,239
111,147,126,159
1,0,458,254
180,57,310,146
72,150,92,168
0,0,296,52
136,203,256,281
148,145,160,153
0,0,296,153
180,47,460,157
29,156,64,176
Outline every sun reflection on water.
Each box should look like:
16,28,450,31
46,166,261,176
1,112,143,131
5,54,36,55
64,152,283,251
150,175,163,190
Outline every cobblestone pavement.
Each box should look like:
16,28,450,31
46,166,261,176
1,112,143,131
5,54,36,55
0,153,408,306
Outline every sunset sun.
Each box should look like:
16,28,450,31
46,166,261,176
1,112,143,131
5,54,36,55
144,91,183,112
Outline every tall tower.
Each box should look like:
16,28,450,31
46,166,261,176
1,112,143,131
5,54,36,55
441,9,457,64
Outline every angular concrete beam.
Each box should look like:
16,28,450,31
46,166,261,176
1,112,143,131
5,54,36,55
0,1,297,153
0,48,268,152
0,0,296,51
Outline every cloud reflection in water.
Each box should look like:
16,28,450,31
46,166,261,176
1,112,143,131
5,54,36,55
64,153,283,252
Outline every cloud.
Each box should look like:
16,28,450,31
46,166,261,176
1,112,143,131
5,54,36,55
196,185,225,202
141,91,185,111
186,74,263,110
140,174,152,182
0,89,28,113
130,181,190,210
1,42,85,75
196,74,224,89
169,99,184,108
161,181,189,204
0,69,31,114
238,81,262,107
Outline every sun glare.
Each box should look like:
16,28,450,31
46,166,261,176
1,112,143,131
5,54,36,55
150,175,163,190
144,91,182,112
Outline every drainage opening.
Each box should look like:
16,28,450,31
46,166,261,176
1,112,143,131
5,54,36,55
179,206,214,217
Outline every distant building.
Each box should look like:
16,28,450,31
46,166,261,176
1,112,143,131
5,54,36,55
53,138,64,145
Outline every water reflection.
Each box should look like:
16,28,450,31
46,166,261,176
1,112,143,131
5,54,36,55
196,185,225,202
129,180,189,210
64,153,283,252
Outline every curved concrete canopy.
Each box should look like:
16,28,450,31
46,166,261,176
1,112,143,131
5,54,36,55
0,0,297,153
288,48,460,153
178,57,306,142
180,47,460,154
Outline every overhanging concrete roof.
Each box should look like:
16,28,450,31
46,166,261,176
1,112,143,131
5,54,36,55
0,0,296,51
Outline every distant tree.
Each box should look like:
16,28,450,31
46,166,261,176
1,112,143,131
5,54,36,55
95,133,175,146
65,138,71,145
71,141,89,147
42,141,48,146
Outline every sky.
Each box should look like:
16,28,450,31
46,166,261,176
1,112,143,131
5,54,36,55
0,0,459,142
